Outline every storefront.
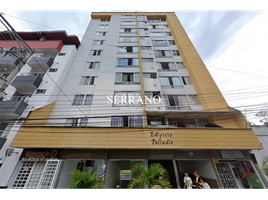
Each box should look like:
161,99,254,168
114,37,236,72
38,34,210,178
8,148,268,189
213,150,266,189
10,149,63,189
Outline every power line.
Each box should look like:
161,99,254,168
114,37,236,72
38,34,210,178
1,13,266,125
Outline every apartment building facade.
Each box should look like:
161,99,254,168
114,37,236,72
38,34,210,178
0,12,267,189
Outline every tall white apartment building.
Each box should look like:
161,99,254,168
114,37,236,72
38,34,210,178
0,12,267,189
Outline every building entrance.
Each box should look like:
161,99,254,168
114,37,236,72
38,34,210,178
148,160,178,188
176,160,219,189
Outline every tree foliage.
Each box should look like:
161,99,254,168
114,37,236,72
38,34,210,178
67,169,104,189
128,163,172,189
261,156,268,177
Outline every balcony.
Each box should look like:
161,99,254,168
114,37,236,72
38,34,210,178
0,96,28,118
11,73,43,93
0,54,17,71
27,55,54,71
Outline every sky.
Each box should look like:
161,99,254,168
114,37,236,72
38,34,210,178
1,1,268,124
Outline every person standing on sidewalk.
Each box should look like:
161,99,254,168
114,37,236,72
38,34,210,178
183,171,193,189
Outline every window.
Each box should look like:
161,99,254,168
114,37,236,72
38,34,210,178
111,116,143,127
148,19,162,23
138,28,148,31
141,58,154,62
117,58,139,67
147,116,166,126
139,36,150,40
120,21,136,26
96,31,107,36
85,62,100,69
115,73,140,84
119,36,138,43
92,40,105,45
188,95,201,105
140,46,152,50
168,40,175,45
149,25,163,29
79,76,98,85
143,73,157,79
89,50,102,56
48,68,58,72
72,94,93,106
163,95,190,110
100,19,110,22
72,94,84,105
168,118,207,128
159,76,183,88
65,118,88,126
172,50,180,56
84,94,93,105
138,21,147,24
152,40,169,46
144,91,161,99
154,50,172,57
65,118,78,126
98,25,109,28
58,53,66,56
176,62,186,69
164,25,169,28
113,91,141,107
156,62,177,71
80,118,88,126
150,32,166,37
181,76,192,85
118,46,138,53
121,15,136,19
35,89,46,94
165,32,172,36
119,28,137,33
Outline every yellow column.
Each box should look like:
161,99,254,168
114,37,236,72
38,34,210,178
136,16,147,126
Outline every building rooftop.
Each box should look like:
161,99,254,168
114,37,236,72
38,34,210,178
0,31,81,49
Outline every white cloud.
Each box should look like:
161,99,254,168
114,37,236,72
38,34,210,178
207,12,268,124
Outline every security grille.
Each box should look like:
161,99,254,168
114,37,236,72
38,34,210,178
216,163,238,189
37,160,63,189
11,159,62,189
25,161,46,188
11,160,35,189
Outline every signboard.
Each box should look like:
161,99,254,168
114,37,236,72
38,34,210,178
21,149,61,159
220,150,244,159
120,170,131,181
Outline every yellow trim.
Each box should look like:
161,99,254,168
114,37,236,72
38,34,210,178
23,102,55,126
10,126,263,150
136,16,147,126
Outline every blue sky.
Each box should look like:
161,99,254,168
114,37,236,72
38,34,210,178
1,1,268,124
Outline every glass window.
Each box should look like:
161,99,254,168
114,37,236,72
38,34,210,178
120,21,136,26
129,116,143,127
80,118,88,126
182,76,192,85
176,62,186,69
72,95,84,105
188,95,201,105
84,95,93,105
172,50,180,56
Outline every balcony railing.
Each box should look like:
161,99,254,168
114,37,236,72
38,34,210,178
115,81,140,85
11,73,43,93
0,96,29,118
161,85,184,89
27,55,54,70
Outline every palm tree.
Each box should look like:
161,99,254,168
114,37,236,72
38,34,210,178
67,168,104,189
261,156,268,178
128,163,172,189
